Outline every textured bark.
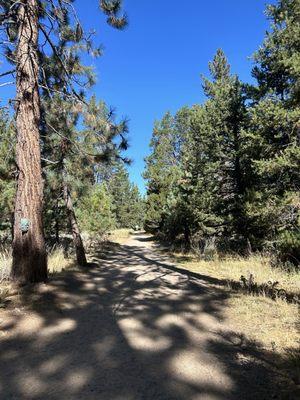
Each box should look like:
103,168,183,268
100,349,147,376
11,0,47,283
62,167,87,266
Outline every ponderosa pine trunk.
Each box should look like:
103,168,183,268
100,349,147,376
62,167,87,266
11,0,47,283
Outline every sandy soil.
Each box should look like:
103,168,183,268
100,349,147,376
0,232,297,399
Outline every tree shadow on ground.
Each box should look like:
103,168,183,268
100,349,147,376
140,234,299,305
0,240,297,399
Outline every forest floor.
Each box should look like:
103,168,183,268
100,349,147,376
0,232,299,399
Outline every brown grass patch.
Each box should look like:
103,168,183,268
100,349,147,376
109,229,132,244
47,246,76,274
226,294,299,351
172,254,299,353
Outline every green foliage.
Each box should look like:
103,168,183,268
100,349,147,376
276,230,300,265
184,50,249,249
0,0,127,100
252,0,300,104
246,0,300,263
144,0,300,265
145,51,249,250
0,0,128,247
0,0,298,267
77,183,115,234
100,0,128,29
126,184,145,228
143,110,187,232
76,163,144,234
0,111,15,234
108,163,144,229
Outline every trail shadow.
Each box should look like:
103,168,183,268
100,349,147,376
0,241,297,399
130,232,156,243
158,253,299,305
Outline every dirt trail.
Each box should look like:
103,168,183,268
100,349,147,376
0,233,295,399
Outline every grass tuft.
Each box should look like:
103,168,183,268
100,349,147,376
0,247,11,282
47,246,75,274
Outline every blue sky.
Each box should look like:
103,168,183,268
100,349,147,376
1,0,272,194
78,0,271,194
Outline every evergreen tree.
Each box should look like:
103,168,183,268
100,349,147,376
128,184,145,228
143,0,300,264
245,0,300,262
157,107,193,242
146,51,249,250
108,163,144,228
200,50,249,249
77,183,116,235
0,0,127,282
42,96,88,265
0,110,15,235
41,94,129,264
143,112,181,232
252,0,300,105
171,104,218,244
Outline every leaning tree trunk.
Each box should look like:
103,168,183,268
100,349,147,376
11,0,47,283
62,167,87,266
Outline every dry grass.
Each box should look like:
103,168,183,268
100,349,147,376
0,246,75,279
173,254,299,353
109,228,132,244
47,246,75,274
0,245,75,311
0,248,13,307
226,295,299,351
175,254,299,293
0,246,75,307
0,247,11,282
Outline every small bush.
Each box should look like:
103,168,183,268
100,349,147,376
276,230,300,268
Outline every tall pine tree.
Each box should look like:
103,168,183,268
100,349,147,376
0,0,127,282
245,0,300,262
